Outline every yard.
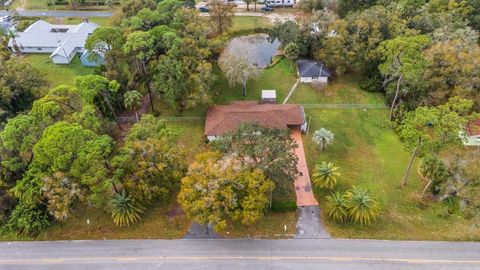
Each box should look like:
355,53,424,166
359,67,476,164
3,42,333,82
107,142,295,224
229,16,272,33
303,108,480,241
7,18,479,240
21,54,97,90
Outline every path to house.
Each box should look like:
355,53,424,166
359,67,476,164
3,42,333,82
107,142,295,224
291,128,330,239
283,79,299,104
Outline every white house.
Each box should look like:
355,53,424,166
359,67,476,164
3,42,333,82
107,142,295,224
7,20,99,65
464,120,480,146
296,59,331,83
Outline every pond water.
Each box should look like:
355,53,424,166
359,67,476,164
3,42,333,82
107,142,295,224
222,33,281,68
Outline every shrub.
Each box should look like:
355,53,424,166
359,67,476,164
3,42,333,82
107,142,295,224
420,155,449,195
6,202,50,236
271,201,297,212
344,186,380,226
325,191,348,222
312,128,334,150
111,190,145,227
312,161,341,190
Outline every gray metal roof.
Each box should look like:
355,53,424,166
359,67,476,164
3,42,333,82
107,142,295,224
296,59,331,78
8,20,98,59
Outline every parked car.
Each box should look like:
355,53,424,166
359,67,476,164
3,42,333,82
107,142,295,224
198,6,209,12
226,1,238,7
261,5,273,11
265,0,294,7
0,15,12,22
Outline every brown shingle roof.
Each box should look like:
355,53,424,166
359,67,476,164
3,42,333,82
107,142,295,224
204,101,305,136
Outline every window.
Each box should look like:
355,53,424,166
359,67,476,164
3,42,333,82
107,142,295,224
37,48,42,51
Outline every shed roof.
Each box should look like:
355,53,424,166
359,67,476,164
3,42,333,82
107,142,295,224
296,59,331,78
204,101,305,136
467,120,480,136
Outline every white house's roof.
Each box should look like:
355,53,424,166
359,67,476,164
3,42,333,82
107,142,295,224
9,20,98,60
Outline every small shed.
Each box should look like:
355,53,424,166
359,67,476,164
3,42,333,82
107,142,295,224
465,120,480,146
261,90,276,104
80,50,104,67
296,59,331,83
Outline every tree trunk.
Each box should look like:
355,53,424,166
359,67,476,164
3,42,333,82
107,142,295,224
247,1,250,10
421,179,433,198
135,111,139,122
390,74,403,121
242,78,247,96
141,61,155,113
146,82,155,113
402,138,420,186
254,0,256,11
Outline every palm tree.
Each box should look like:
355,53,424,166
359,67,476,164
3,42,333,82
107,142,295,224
7,30,20,55
325,191,348,223
312,128,334,150
344,186,380,226
111,190,144,227
124,90,143,122
312,161,340,190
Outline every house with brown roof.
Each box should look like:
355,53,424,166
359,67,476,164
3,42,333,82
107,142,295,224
204,101,307,141
464,120,480,146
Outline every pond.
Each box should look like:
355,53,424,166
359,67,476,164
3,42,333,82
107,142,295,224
222,33,281,68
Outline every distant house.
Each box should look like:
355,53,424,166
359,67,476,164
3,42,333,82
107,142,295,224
464,120,480,146
7,20,100,65
204,101,307,141
296,59,331,83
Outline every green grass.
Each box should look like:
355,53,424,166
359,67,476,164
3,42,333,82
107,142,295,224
229,16,272,33
221,211,297,239
25,0,49,9
304,109,480,241
22,54,97,90
43,16,113,26
212,58,297,105
38,202,189,240
289,75,385,104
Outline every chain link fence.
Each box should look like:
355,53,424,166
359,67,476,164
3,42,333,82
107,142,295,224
301,103,387,110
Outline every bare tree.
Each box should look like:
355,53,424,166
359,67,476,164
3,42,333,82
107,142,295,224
219,52,261,96
209,0,235,35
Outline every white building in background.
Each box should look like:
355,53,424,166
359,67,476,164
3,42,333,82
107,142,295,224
7,20,98,64
296,59,332,83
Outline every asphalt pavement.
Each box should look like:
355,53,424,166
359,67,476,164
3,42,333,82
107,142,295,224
0,10,113,17
1,238,479,270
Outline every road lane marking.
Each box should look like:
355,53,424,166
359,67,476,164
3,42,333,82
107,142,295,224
1,256,480,265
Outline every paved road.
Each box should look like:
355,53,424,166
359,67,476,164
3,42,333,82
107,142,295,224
1,238,479,270
0,10,113,17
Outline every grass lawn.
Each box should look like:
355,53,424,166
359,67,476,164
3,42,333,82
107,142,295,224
43,16,113,26
222,211,297,239
212,58,297,104
229,16,272,33
289,75,385,105
22,54,97,90
304,108,480,241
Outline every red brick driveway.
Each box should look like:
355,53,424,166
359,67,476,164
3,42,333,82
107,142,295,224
291,128,318,206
